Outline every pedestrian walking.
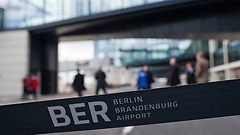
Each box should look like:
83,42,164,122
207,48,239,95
185,61,196,84
143,65,154,89
195,52,209,83
21,74,31,100
95,66,107,95
137,67,148,90
29,72,39,99
72,69,86,97
167,57,180,86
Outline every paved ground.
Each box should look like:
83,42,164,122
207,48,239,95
49,116,240,135
0,85,137,105
1,84,240,135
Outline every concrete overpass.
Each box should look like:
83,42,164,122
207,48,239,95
28,0,240,94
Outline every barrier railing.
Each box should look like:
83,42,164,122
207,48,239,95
1,79,240,135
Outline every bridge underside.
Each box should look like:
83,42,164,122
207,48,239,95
59,0,240,41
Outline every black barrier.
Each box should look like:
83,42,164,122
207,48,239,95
1,79,240,135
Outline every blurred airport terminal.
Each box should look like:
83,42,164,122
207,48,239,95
2,1,240,135
0,0,240,97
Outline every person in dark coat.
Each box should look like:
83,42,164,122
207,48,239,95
72,69,86,97
143,65,154,89
137,67,148,90
185,61,196,84
95,66,107,95
167,57,180,86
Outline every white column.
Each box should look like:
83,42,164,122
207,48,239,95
208,39,217,68
223,39,230,80
223,40,229,64
208,39,218,82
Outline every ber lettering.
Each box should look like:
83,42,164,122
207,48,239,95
47,101,111,127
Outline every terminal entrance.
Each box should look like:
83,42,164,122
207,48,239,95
28,0,240,94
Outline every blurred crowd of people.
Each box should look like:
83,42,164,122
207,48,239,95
137,51,209,88
167,51,209,86
72,66,108,97
71,51,210,96
22,52,209,99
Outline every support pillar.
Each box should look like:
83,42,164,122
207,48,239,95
208,39,217,68
30,33,58,95
223,40,230,80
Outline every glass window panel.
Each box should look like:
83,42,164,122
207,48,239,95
63,0,77,19
110,0,123,10
146,0,166,4
2,0,10,28
122,0,132,8
122,0,145,8
26,0,45,27
228,40,240,62
214,41,224,66
76,0,90,16
101,0,112,12
1,0,26,28
45,0,63,23
90,0,102,14
0,0,173,29
0,0,174,29
0,8,3,29
0,0,9,27
130,0,145,7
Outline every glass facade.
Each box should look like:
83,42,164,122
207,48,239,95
228,40,240,63
0,8,3,29
0,0,170,29
214,41,224,66
94,38,209,66
213,40,240,66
